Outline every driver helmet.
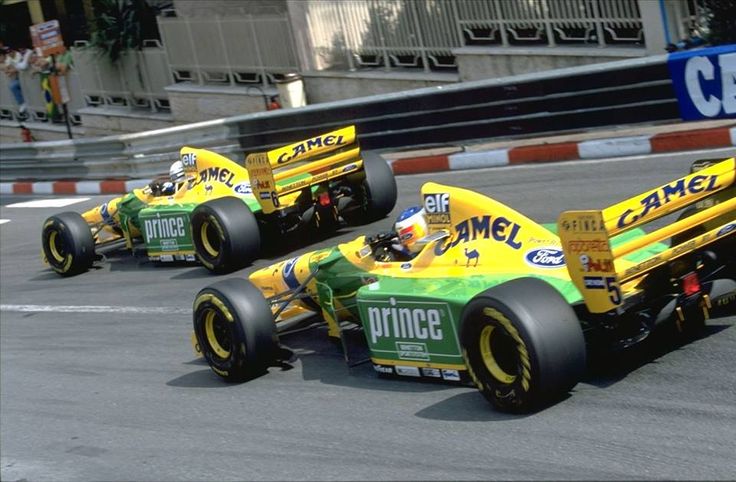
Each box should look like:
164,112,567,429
394,206,428,254
169,160,186,184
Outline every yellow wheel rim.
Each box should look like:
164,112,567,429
204,309,230,359
200,221,219,257
479,325,516,384
48,230,65,262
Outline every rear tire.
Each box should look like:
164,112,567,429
342,151,397,224
193,278,278,381
460,277,586,412
191,197,260,274
41,212,95,276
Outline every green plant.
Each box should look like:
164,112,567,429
87,0,160,62
702,0,736,45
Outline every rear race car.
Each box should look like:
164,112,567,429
41,126,397,276
191,158,735,412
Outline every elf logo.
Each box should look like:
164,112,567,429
424,193,450,224
365,297,444,344
181,152,197,169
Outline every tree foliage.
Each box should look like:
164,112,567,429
87,0,161,62
702,0,736,45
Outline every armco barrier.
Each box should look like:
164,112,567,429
1,46,734,182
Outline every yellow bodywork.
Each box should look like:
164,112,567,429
558,158,735,313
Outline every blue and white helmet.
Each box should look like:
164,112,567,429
169,160,186,184
395,206,428,253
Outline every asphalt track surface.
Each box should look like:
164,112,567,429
2,148,735,481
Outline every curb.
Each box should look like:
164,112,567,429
390,125,736,175
2,125,734,195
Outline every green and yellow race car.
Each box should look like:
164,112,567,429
41,126,396,276
191,158,735,412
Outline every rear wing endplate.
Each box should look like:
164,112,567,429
558,158,735,313
244,126,363,214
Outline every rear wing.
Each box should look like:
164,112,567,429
244,126,363,214
558,158,735,313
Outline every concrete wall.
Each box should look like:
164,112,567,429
165,84,277,122
455,46,646,82
78,108,177,137
301,71,458,104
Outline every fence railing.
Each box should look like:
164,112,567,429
0,53,684,182
307,0,645,72
0,45,172,126
156,11,300,87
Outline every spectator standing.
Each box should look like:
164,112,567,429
2,45,32,115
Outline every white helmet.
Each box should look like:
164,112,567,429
394,206,428,254
170,160,186,183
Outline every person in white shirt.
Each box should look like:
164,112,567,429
1,45,32,114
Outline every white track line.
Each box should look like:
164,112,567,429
0,219,9,225
4,197,91,208
1,304,189,314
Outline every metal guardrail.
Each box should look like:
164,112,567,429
0,53,681,181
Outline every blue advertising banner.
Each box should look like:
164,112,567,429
667,44,736,120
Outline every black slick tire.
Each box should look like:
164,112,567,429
191,197,260,274
41,212,95,276
343,151,397,224
459,277,586,412
193,278,278,381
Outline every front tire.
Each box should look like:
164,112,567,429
193,278,278,381
460,277,586,412
41,212,95,276
191,197,260,274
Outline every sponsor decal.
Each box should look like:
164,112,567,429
421,367,441,378
624,256,663,277
160,239,178,251
191,167,237,189
578,254,613,272
716,291,736,307
277,134,346,164
441,369,460,381
160,254,174,262
249,166,272,177
233,182,252,195
181,152,197,169
617,175,721,228
717,223,735,237
365,297,445,344
185,254,196,262
143,215,186,243
259,192,271,200
395,366,421,377
342,163,358,173
463,247,480,267
525,247,565,268
253,179,271,190
667,46,736,120
100,202,117,227
373,364,394,375
424,193,451,225
561,216,605,233
204,184,213,196
282,257,300,290
396,342,430,361
358,245,372,258
434,215,523,256
567,239,609,253
528,237,558,245
583,276,605,289
400,262,412,271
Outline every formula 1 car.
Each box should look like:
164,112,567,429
41,126,396,276
192,158,735,412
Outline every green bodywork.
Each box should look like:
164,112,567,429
304,225,669,376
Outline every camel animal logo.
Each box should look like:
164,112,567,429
464,247,480,267
205,184,213,196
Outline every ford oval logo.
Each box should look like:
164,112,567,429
717,223,735,237
233,182,252,195
525,248,565,268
